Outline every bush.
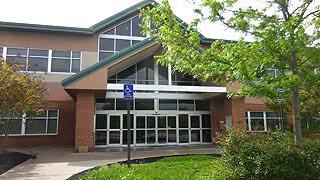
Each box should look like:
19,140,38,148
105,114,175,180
213,129,320,180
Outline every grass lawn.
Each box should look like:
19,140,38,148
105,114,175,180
81,155,219,180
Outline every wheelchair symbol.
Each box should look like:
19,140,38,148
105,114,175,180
125,86,132,94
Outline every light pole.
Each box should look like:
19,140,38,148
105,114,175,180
277,89,285,133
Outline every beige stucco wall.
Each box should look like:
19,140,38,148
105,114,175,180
0,30,99,51
81,51,98,69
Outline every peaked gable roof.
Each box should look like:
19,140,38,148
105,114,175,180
61,38,156,88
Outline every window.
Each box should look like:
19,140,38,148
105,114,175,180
0,110,58,135
98,16,146,61
2,46,81,73
96,98,115,110
159,99,177,110
246,111,280,131
26,110,58,134
135,99,154,110
178,100,194,111
51,50,81,73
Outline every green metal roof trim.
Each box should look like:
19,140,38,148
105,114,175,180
0,0,156,35
90,0,156,32
201,38,238,44
61,38,155,87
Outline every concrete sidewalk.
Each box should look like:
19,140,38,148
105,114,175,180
0,145,220,180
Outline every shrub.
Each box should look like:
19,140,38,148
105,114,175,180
213,129,320,180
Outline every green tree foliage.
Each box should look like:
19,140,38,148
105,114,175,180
141,0,320,142
0,58,45,153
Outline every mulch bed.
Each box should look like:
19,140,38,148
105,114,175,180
0,152,35,175
67,153,221,180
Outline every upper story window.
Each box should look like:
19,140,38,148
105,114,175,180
51,50,81,73
1,46,81,74
98,16,146,61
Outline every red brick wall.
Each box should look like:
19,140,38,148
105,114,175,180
212,97,225,137
7,101,76,147
75,92,95,152
224,98,246,130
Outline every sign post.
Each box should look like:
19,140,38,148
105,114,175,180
123,84,133,168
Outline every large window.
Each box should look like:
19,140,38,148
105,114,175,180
1,46,81,73
99,16,146,61
246,111,280,131
0,110,59,135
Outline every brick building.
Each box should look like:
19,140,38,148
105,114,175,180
0,0,277,152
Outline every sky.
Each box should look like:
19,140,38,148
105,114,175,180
0,0,242,41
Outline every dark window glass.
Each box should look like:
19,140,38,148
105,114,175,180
110,116,120,129
109,131,120,144
159,100,177,110
96,114,107,129
168,130,176,142
191,130,200,142
179,130,189,143
99,38,114,51
71,59,80,73
250,112,263,118
251,119,265,131
147,130,155,144
47,119,57,133
137,57,154,84
117,65,135,84
122,114,134,129
104,28,115,35
96,98,115,110
99,52,114,61
116,39,130,51
95,131,107,145
202,114,211,128
202,130,212,142
116,99,133,110
195,100,210,111
179,100,194,111
72,51,81,58
132,16,145,37
173,72,193,86
135,99,154,110
136,130,145,143
0,47,3,57
122,130,134,144
136,116,145,128
116,20,131,36
168,116,176,128
179,114,188,128
29,49,48,56
158,130,166,143
147,116,155,128
0,119,22,134
51,58,70,72
158,116,166,128
28,57,48,71
6,56,27,69
25,119,46,134
7,48,27,56
52,50,70,58
191,116,200,128
158,65,169,85
48,110,58,117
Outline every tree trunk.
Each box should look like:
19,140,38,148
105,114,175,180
292,84,302,143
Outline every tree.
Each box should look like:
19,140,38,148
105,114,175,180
0,58,45,153
141,0,320,143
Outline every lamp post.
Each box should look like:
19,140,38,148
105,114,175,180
277,89,285,133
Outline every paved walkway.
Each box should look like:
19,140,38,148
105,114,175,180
0,145,220,180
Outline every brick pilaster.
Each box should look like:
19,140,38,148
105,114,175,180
75,92,95,152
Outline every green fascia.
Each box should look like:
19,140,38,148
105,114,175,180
90,0,157,33
200,37,238,44
61,38,155,87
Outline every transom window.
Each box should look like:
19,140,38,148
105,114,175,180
1,46,81,73
98,16,146,61
246,111,280,131
0,110,59,135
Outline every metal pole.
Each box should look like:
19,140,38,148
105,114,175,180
280,102,285,133
127,100,131,168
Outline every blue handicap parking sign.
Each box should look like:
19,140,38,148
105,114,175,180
123,84,134,100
